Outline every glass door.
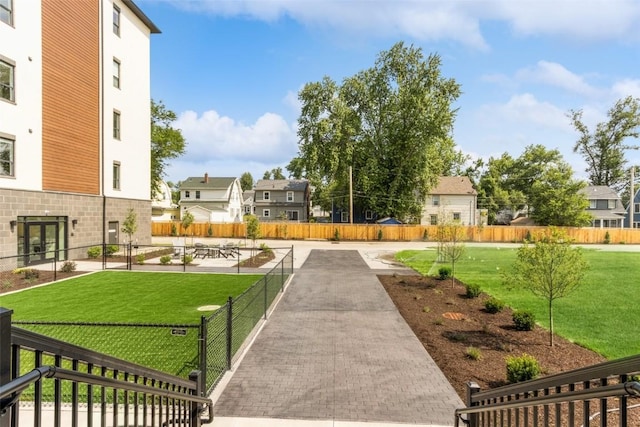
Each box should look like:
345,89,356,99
26,222,58,264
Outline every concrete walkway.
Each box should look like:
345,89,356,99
211,249,463,427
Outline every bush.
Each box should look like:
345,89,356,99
159,255,172,265
259,243,273,254
604,231,610,244
22,269,39,280
207,223,213,237
438,266,452,280
87,246,101,258
170,223,177,237
377,229,383,241
136,254,145,265
182,254,193,265
512,310,536,331
465,283,481,299
485,297,505,314
105,245,119,256
466,347,482,361
506,354,541,383
59,261,77,273
333,228,340,241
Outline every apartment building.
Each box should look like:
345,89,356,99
0,0,159,263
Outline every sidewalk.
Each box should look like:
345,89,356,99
209,249,463,427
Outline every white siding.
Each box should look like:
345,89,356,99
102,0,151,200
0,0,43,191
422,195,477,225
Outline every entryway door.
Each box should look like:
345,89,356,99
26,222,58,264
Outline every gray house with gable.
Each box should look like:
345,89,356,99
253,179,311,222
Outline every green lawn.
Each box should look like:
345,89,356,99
1,271,264,376
396,247,640,360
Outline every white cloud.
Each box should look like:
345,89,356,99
515,61,601,98
167,0,640,48
174,109,298,164
479,93,570,130
612,79,640,99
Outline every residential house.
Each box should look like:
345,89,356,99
179,174,243,223
152,181,179,222
625,187,640,229
242,190,255,216
253,180,310,221
581,186,626,228
0,0,159,262
422,176,478,225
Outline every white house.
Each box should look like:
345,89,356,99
422,176,478,225
152,181,179,222
179,174,243,223
0,0,159,261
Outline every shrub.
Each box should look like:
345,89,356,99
159,255,172,265
485,297,505,314
22,269,39,280
377,229,383,241
136,254,145,265
466,347,482,361
433,318,444,326
506,354,541,383
422,228,428,241
512,310,536,331
182,254,193,265
105,245,119,256
422,306,430,313
465,283,482,298
170,223,177,237
59,261,77,273
259,243,273,254
87,246,102,259
207,223,213,237
333,228,340,241
438,266,452,280
604,231,610,244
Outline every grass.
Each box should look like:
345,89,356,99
1,271,264,377
396,247,640,360
2,271,263,323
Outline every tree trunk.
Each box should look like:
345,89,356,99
549,300,554,347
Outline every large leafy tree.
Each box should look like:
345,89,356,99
504,229,588,346
289,42,462,221
240,172,254,191
151,100,186,198
263,167,286,180
569,96,640,193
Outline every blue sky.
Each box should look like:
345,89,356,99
137,0,640,186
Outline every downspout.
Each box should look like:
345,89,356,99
100,0,106,246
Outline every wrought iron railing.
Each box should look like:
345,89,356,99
455,354,640,427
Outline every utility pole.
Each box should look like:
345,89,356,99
349,166,353,224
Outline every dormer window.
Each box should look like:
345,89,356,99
185,191,190,198
589,200,596,209
263,191,270,200
608,199,616,209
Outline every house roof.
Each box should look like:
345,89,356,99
431,176,477,195
580,186,621,200
179,176,237,190
254,179,309,192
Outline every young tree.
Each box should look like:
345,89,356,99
240,172,254,191
180,211,194,244
569,96,640,193
245,215,261,257
291,42,462,221
151,99,186,198
504,229,588,346
436,216,466,287
121,208,138,243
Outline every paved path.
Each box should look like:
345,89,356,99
212,249,462,426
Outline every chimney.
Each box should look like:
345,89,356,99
204,173,208,183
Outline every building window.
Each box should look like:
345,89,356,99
635,203,639,214
184,190,190,198
195,190,200,199
112,162,120,190
0,0,13,26
263,191,270,200
608,199,616,209
589,200,597,209
430,215,438,225
287,210,299,221
287,191,294,202
113,58,120,88
432,195,440,206
113,5,120,36
113,110,121,139
365,210,373,220
245,206,251,214
341,212,349,223
0,134,14,177
453,212,461,221
0,58,15,102
263,209,270,218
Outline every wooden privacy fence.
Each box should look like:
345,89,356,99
152,222,640,244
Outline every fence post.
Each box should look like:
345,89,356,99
188,370,203,427
53,251,57,282
264,275,268,320
466,381,481,427
0,307,13,427
198,316,207,393
226,296,233,370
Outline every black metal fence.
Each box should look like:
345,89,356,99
4,247,294,399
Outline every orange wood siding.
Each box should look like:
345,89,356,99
41,0,100,194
